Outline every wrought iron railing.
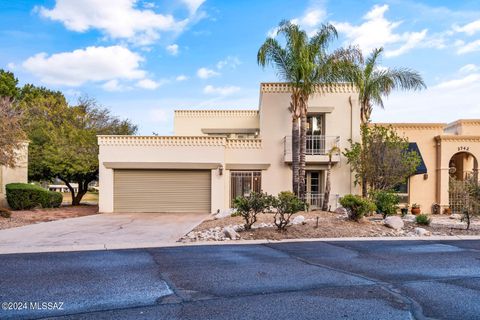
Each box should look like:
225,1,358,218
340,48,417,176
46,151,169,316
284,135,340,156
303,193,339,210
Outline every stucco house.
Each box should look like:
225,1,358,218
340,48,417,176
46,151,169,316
386,120,480,213
0,143,29,207
98,83,361,213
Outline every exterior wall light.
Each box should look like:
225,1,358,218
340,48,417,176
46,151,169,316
423,173,428,180
218,165,223,176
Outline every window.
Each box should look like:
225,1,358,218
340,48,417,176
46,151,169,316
393,180,409,204
230,171,261,205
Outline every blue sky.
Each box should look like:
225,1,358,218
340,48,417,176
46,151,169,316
1,0,480,134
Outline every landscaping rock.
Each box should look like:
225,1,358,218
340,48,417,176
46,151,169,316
384,216,404,230
415,227,431,237
334,207,348,215
223,226,240,240
449,214,462,220
292,215,305,225
213,209,234,220
402,214,416,222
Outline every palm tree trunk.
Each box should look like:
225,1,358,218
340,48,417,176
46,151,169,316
322,164,331,211
299,111,307,200
292,117,300,196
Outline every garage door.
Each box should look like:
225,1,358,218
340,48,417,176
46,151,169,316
114,169,211,213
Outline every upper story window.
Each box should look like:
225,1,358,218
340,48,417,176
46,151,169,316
306,114,325,136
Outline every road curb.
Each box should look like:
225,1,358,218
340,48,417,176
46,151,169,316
1,235,480,255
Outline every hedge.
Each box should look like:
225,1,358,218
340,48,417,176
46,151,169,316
5,183,63,210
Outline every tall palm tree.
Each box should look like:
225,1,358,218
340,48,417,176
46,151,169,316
258,20,360,198
322,145,340,211
352,47,426,196
354,47,427,124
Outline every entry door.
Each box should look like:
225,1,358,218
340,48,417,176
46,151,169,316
306,171,323,209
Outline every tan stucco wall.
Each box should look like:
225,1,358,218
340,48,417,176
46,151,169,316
174,110,259,136
98,83,361,213
384,124,445,213
0,143,29,208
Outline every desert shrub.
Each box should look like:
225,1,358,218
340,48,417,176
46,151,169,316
415,214,431,226
271,191,305,230
232,192,273,230
0,207,12,218
5,183,63,210
371,190,399,219
339,194,376,221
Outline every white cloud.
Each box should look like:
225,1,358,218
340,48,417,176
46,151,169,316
136,78,166,90
453,20,480,36
456,39,480,54
203,85,240,96
373,72,480,123
335,4,428,57
6,62,16,70
197,67,219,79
180,0,206,14
435,73,480,89
176,75,188,81
22,45,146,86
267,4,326,37
166,44,179,55
216,56,241,69
102,79,125,91
459,64,479,73
37,0,204,45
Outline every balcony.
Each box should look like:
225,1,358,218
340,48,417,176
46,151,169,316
284,135,340,163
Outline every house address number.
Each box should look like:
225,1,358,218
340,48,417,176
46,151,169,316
458,146,470,151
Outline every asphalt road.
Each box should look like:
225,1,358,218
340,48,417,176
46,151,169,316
2,240,480,320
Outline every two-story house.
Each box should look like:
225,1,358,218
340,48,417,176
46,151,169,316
98,83,361,214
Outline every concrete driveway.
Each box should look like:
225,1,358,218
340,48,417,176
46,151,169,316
0,212,209,254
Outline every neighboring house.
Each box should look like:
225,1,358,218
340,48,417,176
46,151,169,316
98,83,361,213
381,120,480,213
0,143,29,207
48,183,79,193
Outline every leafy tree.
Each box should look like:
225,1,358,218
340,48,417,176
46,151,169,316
352,47,426,124
18,87,137,205
0,69,19,100
271,191,305,230
0,97,26,167
232,192,273,230
258,20,360,198
344,124,420,196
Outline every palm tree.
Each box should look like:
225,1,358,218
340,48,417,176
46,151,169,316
258,20,360,198
352,47,426,196
322,145,340,211
354,47,427,124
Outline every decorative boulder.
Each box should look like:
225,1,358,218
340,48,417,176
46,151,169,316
335,207,348,215
223,226,240,240
449,214,462,220
402,214,416,222
415,227,431,237
292,215,305,225
384,216,404,230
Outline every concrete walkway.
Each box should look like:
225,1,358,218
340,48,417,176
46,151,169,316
0,212,209,254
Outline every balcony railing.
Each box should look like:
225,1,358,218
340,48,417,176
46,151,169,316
284,135,340,160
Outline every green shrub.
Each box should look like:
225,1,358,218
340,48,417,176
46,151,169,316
0,207,12,218
339,194,376,221
416,214,431,226
232,192,273,230
371,190,400,219
5,183,63,210
271,191,306,230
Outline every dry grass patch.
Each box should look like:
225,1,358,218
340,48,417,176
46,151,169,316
0,205,98,230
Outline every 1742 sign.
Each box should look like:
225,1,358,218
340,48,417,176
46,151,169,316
458,146,470,151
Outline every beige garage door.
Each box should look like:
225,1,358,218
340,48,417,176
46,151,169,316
114,169,211,213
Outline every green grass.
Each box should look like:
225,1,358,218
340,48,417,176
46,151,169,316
62,192,99,204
